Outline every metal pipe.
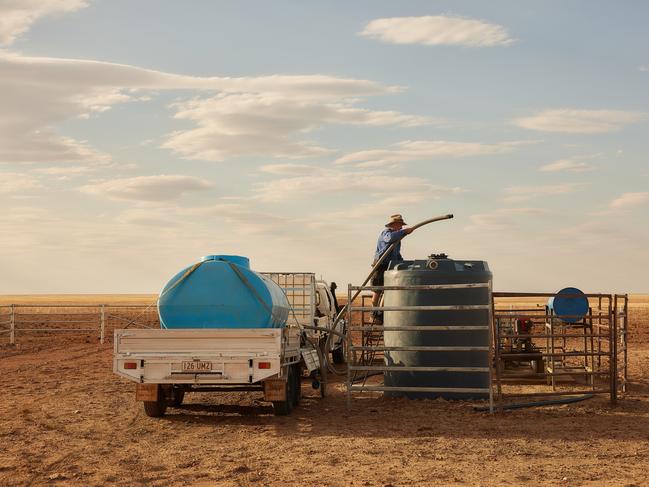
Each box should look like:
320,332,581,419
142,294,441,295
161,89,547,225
488,279,495,413
9,304,15,345
497,333,610,339
326,213,454,370
350,325,489,331
500,389,609,398
332,213,454,327
100,304,105,344
349,366,489,372
351,385,490,394
349,305,489,312
350,345,489,352
350,283,488,291
474,394,594,412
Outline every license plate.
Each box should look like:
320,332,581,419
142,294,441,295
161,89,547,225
182,361,213,372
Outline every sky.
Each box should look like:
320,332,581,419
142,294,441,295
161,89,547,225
1,0,648,294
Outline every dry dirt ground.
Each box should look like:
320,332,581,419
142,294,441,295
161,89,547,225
1,296,648,486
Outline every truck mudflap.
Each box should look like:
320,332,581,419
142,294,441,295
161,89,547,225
263,378,287,402
135,383,158,401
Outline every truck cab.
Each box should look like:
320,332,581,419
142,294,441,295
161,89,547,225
314,280,345,364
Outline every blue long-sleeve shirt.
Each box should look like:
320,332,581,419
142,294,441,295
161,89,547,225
373,228,407,267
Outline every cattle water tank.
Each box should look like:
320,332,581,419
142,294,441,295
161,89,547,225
383,257,492,400
158,255,290,329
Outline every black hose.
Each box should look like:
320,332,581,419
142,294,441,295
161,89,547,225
473,394,594,412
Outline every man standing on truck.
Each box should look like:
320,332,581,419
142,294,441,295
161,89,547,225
371,214,413,322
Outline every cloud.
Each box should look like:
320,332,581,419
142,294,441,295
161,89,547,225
0,51,419,164
162,93,427,162
609,192,649,210
639,65,649,73
32,165,94,176
503,183,585,203
259,163,318,175
539,157,595,173
252,166,462,202
0,172,43,193
335,140,530,167
466,207,549,232
79,175,213,202
514,109,645,133
0,0,88,46
359,15,514,47
115,202,294,236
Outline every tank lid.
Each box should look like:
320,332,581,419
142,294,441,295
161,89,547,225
201,255,250,268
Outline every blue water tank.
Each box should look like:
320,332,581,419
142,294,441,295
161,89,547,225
158,255,290,329
547,287,589,323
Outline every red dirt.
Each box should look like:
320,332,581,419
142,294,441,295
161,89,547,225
1,298,648,486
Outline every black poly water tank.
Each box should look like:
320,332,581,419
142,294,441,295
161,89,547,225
383,257,492,400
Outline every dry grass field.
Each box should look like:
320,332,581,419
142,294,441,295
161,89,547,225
1,295,648,486
0,294,157,306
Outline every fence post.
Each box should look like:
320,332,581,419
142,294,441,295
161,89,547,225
100,304,105,345
9,304,15,345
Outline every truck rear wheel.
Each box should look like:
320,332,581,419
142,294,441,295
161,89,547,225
273,367,294,416
143,385,167,417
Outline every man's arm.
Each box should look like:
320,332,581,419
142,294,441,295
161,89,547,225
382,228,413,243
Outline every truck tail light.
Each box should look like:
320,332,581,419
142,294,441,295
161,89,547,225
258,362,271,369
124,361,137,369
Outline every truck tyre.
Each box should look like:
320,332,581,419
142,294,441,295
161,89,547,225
291,363,302,407
171,386,185,407
331,346,345,365
316,347,327,398
273,368,294,416
143,385,167,417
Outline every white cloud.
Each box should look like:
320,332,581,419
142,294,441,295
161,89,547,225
0,51,419,164
162,93,427,162
466,207,549,232
31,165,95,181
609,192,649,210
115,202,294,236
0,172,43,193
503,183,585,203
335,140,529,167
639,65,649,73
0,0,88,45
79,175,213,202
253,166,462,202
539,157,595,173
359,15,513,47
32,165,94,176
514,109,645,134
259,163,318,175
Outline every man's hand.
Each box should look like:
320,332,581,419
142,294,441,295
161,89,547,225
404,227,414,235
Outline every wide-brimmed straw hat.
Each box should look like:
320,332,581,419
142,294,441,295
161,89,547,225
385,214,407,227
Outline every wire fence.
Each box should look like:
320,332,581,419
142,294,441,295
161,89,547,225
0,304,160,345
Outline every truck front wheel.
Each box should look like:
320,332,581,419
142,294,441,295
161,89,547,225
171,386,185,407
331,346,345,365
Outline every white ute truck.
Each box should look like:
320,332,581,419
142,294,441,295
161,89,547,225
114,272,344,417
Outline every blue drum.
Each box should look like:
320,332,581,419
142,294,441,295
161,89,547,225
547,287,589,323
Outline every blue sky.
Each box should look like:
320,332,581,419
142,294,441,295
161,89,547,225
1,1,647,293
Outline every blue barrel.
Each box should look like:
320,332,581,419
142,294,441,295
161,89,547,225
547,287,589,323
158,255,290,329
